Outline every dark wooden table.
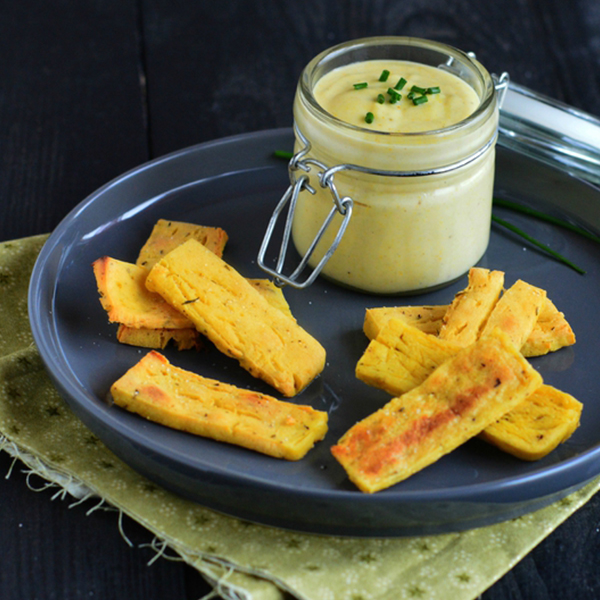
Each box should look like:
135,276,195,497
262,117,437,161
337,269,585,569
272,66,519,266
2,2,600,598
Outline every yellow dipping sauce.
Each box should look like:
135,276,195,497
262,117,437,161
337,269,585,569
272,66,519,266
290,38,499,294
314,60,479,133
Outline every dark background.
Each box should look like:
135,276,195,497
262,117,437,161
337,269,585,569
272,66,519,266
1,1,600,598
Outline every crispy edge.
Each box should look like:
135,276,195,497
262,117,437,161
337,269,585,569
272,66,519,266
136,219,228,269
521,297,576,357
110,351,328,460
145,239,326,397
480,279,546,349
363,305,447,340
479,384,582,460
358,315,579,463
438,267,505,346
333,329,543,492
116,324,202,351
92,256,193,329
356,318,462,396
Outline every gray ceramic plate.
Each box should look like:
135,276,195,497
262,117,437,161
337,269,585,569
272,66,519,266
29,128,600,536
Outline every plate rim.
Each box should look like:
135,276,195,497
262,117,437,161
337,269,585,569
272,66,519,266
27,127,600,533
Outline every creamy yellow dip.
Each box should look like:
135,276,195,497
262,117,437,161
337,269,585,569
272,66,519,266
313,60,480,133
292,56,498,294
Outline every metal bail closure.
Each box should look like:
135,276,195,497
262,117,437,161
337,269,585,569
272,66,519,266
493,71,510,108
257,144,354,289
465,51,510,109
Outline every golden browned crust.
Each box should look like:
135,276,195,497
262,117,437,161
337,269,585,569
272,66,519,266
521,297,576,357
111,351,328,460
480,279,546,350
356,318,462,396
362,282,575,357
136,219,228,270
438,268,505,345
334,329,543,493
92,256,193,330
116,324,202,350
356,314,581,463
247,278,294,320
363,305,447,340
479,384,582,460
145,239,326,397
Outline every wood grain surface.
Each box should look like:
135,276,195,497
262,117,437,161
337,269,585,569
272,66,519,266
1,1,599,598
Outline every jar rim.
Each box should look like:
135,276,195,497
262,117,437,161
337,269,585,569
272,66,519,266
299,36,497,138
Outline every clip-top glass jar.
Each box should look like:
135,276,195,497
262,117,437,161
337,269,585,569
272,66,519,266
263,37,501,295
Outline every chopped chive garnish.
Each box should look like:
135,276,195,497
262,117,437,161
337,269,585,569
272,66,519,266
387,87,402,103
365,112,374,124
426,86,441,94
353,82,368,90
394,77,407,90
412,95,428,105
493,198,600,244
379,69,390,82
410,85,427,95
492,215,586,274
377,93,385,104
273,150,293,160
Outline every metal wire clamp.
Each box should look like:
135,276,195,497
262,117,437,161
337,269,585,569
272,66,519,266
257,126,354,289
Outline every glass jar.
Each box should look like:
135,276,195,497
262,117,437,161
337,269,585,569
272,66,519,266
289,36,500,295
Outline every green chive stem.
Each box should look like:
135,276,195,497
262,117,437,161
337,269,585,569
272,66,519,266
427,86,441,94
413,95,428,105
379,69,390,82
493,198,600,244
410,85,427,95
377,93,385,104
365,112,374,124
395,77,407,90
387,87,401,103
492,215,586,274
353,82,368,90
273,150,293,160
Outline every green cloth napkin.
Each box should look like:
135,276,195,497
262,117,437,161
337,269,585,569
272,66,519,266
1,234,599,600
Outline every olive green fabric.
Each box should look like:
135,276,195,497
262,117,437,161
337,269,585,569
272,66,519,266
1,234,599,600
